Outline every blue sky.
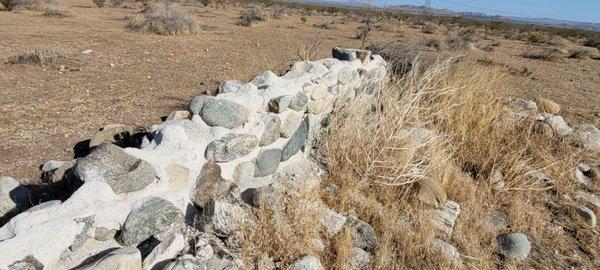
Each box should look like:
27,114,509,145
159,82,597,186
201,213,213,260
342,0,600,23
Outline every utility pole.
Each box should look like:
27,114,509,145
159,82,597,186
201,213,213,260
425,0,431,8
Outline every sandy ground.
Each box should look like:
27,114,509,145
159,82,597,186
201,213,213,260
1,0,599,183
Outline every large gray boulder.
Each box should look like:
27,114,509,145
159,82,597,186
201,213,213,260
200,99,248,128
120,197,184,246
80,247,142,270
205,134,258,162
75,143,156,194
0,176,31,224
497,233,531,260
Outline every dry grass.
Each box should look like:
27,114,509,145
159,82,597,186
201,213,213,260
41,7,69,18
91,0,104,8
236,8,267,27
1,0,58,11
569,48,595,59
126,4,197,35
296,35,324,61
521,47,565,61
242,55,597,268
5,49,73,67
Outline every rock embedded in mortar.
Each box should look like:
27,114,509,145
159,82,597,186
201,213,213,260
571,124,600,152
205,134,258,162
189,95,213,115
289,92,308,111
259,115,281,146
281,117,309,161
193,162,234,208
279,112,303,138
268,96,290,113
80,247,142,270
75,142,156,194
142,233,186,270
200,99,248,128
120,197,184,246
254,148,283,177
337,66,359,85
162,255,202,270
217,80,242,94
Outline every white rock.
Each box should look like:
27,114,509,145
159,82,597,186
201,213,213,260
80,247,141,270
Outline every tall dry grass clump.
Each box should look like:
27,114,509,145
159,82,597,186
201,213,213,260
126,3,197,35
241,54,596,268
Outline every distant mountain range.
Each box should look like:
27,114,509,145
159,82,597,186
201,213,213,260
290,1,600,31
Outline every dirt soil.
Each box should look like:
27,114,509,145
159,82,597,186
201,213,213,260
1,0,599,183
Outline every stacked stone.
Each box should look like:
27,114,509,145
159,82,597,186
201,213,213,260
0,48,388,269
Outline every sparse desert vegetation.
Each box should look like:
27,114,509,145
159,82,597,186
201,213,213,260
1,0,600,269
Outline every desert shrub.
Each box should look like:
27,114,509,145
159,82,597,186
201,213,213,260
200,0,212,6
271,6,287,19
42,7,69,17
109,0,123,6
236,8,266,26
91,0,105,7
583,36,600,49
6,49,74,67
527,31,547,43
1,0,58,11
569,48,595,59
126,4,197,35
313,22,333,30
421,23,437,34
300,16,306,23
521,46,565,61
421,38,446,51
446,36,472,50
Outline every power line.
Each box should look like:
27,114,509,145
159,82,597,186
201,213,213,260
431,0,531,18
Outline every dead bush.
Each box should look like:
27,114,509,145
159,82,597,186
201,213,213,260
1,0,58,11
236,9,266,27
91,0,105,7
41,7,69,17
271,6,287,19
421,23,437,34
583,36,600,49
5,49,74,68
521,46,565,61
569,48,595,59
446,36,473,50
109,0,122,6
296,35,324,61
421,38,447,51
126,4,197,35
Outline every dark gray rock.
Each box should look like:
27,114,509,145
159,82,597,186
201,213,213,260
281,117,309,161
75,143,156,194
288,92,308,111
497,233,531,260
332,47,371,62
189,95,213,115
120,197,183,246
251,70,278,88
254,149,282,177
200,99,248,128
205,134,258,162
351,219,377,252
259,115,281,147
193,162,234,208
